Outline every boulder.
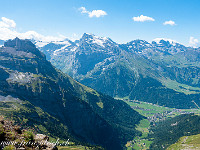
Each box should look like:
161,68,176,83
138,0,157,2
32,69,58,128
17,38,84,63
34,134,49,141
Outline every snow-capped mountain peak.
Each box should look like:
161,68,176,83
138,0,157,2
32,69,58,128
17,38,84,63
151,38,187,54
152,38,179,46
80,33,113,47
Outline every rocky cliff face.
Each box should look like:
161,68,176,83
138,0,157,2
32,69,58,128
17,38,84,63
0,38,144,150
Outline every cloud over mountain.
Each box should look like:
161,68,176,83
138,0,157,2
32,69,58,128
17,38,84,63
189,36,199,48
0,17,16,28
0,17,66,42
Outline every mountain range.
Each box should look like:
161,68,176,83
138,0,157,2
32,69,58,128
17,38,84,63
0,38,144,150
38,33,200,109
1,34,200,150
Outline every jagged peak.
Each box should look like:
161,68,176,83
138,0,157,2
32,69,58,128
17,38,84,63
80,33,115,47
81,33,108,41
81,33,95,40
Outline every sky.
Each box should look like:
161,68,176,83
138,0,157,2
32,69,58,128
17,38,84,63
0,0,200,47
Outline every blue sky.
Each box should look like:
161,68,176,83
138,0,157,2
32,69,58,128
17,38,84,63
0,0,200,46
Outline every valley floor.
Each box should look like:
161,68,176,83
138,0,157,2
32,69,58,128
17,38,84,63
122,99,200,150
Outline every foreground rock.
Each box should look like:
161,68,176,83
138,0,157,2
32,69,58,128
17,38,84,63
0,116,57,150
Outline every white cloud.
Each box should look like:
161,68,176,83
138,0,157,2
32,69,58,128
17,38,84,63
79,7,107,18
163,20,176,26
79,7,88,14
89,10,107,18
0,17,67,43
0,17,16,28
189,37,199,48
132,15,155,22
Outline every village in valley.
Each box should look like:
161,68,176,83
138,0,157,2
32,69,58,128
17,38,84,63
122,99,200,150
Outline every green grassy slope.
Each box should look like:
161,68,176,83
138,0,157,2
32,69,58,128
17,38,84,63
148,114,200,149
167,134,200,150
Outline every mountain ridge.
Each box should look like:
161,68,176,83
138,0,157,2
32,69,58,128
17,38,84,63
38,33,200,109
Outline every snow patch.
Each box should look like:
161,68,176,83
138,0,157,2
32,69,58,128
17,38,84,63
53,45,68,55
92,35,108,47
53,41,70,45
84,33,108,47
53,45,77,55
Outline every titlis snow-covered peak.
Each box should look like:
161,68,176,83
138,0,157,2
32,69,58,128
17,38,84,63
127,38,181,48
152,38,180,47
80,33,116,47
151,38,187,54
123,38,187,55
